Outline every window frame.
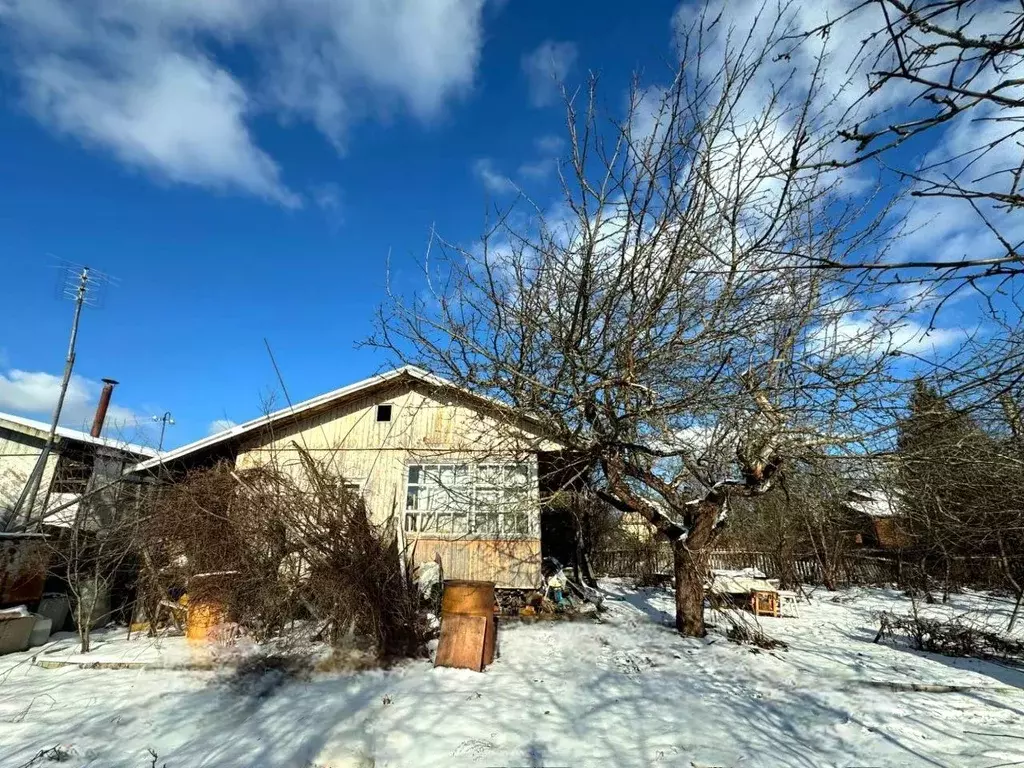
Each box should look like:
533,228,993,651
403,459,537,539
51,451,93,496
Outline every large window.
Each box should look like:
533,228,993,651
404,461,535,537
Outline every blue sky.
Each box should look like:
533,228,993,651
0,0,1011,450
0,1,685,448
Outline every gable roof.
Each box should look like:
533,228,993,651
845,488,898,518
0,411,158,458
132,365,538,474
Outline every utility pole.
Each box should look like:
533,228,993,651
7,267,92,530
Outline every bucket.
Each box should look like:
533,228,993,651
28,614,52,647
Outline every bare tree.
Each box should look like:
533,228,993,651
43,479,143,653
798,0,1023,276
372,9,906,636
725,460,859,590
896,380,1024,624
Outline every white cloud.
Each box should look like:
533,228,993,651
25,51,299,206
521,40,577,107
535,134,564,154
208,418,238,435
0,368,149,435
0,0,487,204
472,158,517,195
517,157,556,180
629,86,670,152
812,314,967,359
312,183,342,211
514,134,565,182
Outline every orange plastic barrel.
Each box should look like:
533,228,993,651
185,600,226,642
185,571,236,642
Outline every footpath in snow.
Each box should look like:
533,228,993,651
1,582,1023,767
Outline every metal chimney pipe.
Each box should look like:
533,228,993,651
90,378,118,437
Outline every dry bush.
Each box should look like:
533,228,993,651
717,610,787,651
874,612,1024,664
140,450,427,659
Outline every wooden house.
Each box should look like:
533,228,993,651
1,411,157,530
844,488,910,550
131,367,560,589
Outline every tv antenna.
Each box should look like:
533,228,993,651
5,262,117,530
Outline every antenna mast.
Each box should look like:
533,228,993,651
6,264,112,530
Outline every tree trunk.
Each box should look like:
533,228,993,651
997,538,1023,633
673,538,706,636
76,593,92,654
574,512,598,587
672,501,719,637
1009,591,1023,634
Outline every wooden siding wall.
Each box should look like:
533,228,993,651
235,381,545,589
409,538,541,589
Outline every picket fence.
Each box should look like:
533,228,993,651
590,546,900,585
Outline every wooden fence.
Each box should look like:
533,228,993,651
590,546,900,585
591,544,1023,592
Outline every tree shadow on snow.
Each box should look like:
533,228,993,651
597,583,675,627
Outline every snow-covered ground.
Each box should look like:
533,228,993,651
2,583,1023,767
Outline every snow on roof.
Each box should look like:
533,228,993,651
0,411,158,458
845,489,898,518
132,365,502,474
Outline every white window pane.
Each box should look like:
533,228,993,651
451,513,469,534
420,511,437,531
406,487,419,510
478,464,502,485
449,488,473,514
439,464,456,486
503,512,531,536
404,513,418,532
423,487,439,510
476,487,500,510
437,486,463,514
472,512,499,535
506,463,530,486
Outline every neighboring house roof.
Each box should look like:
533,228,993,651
132,365,549,474
0,411,158,458
845,488,898,518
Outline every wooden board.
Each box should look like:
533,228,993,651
483,615,496,667
435,614,490,672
